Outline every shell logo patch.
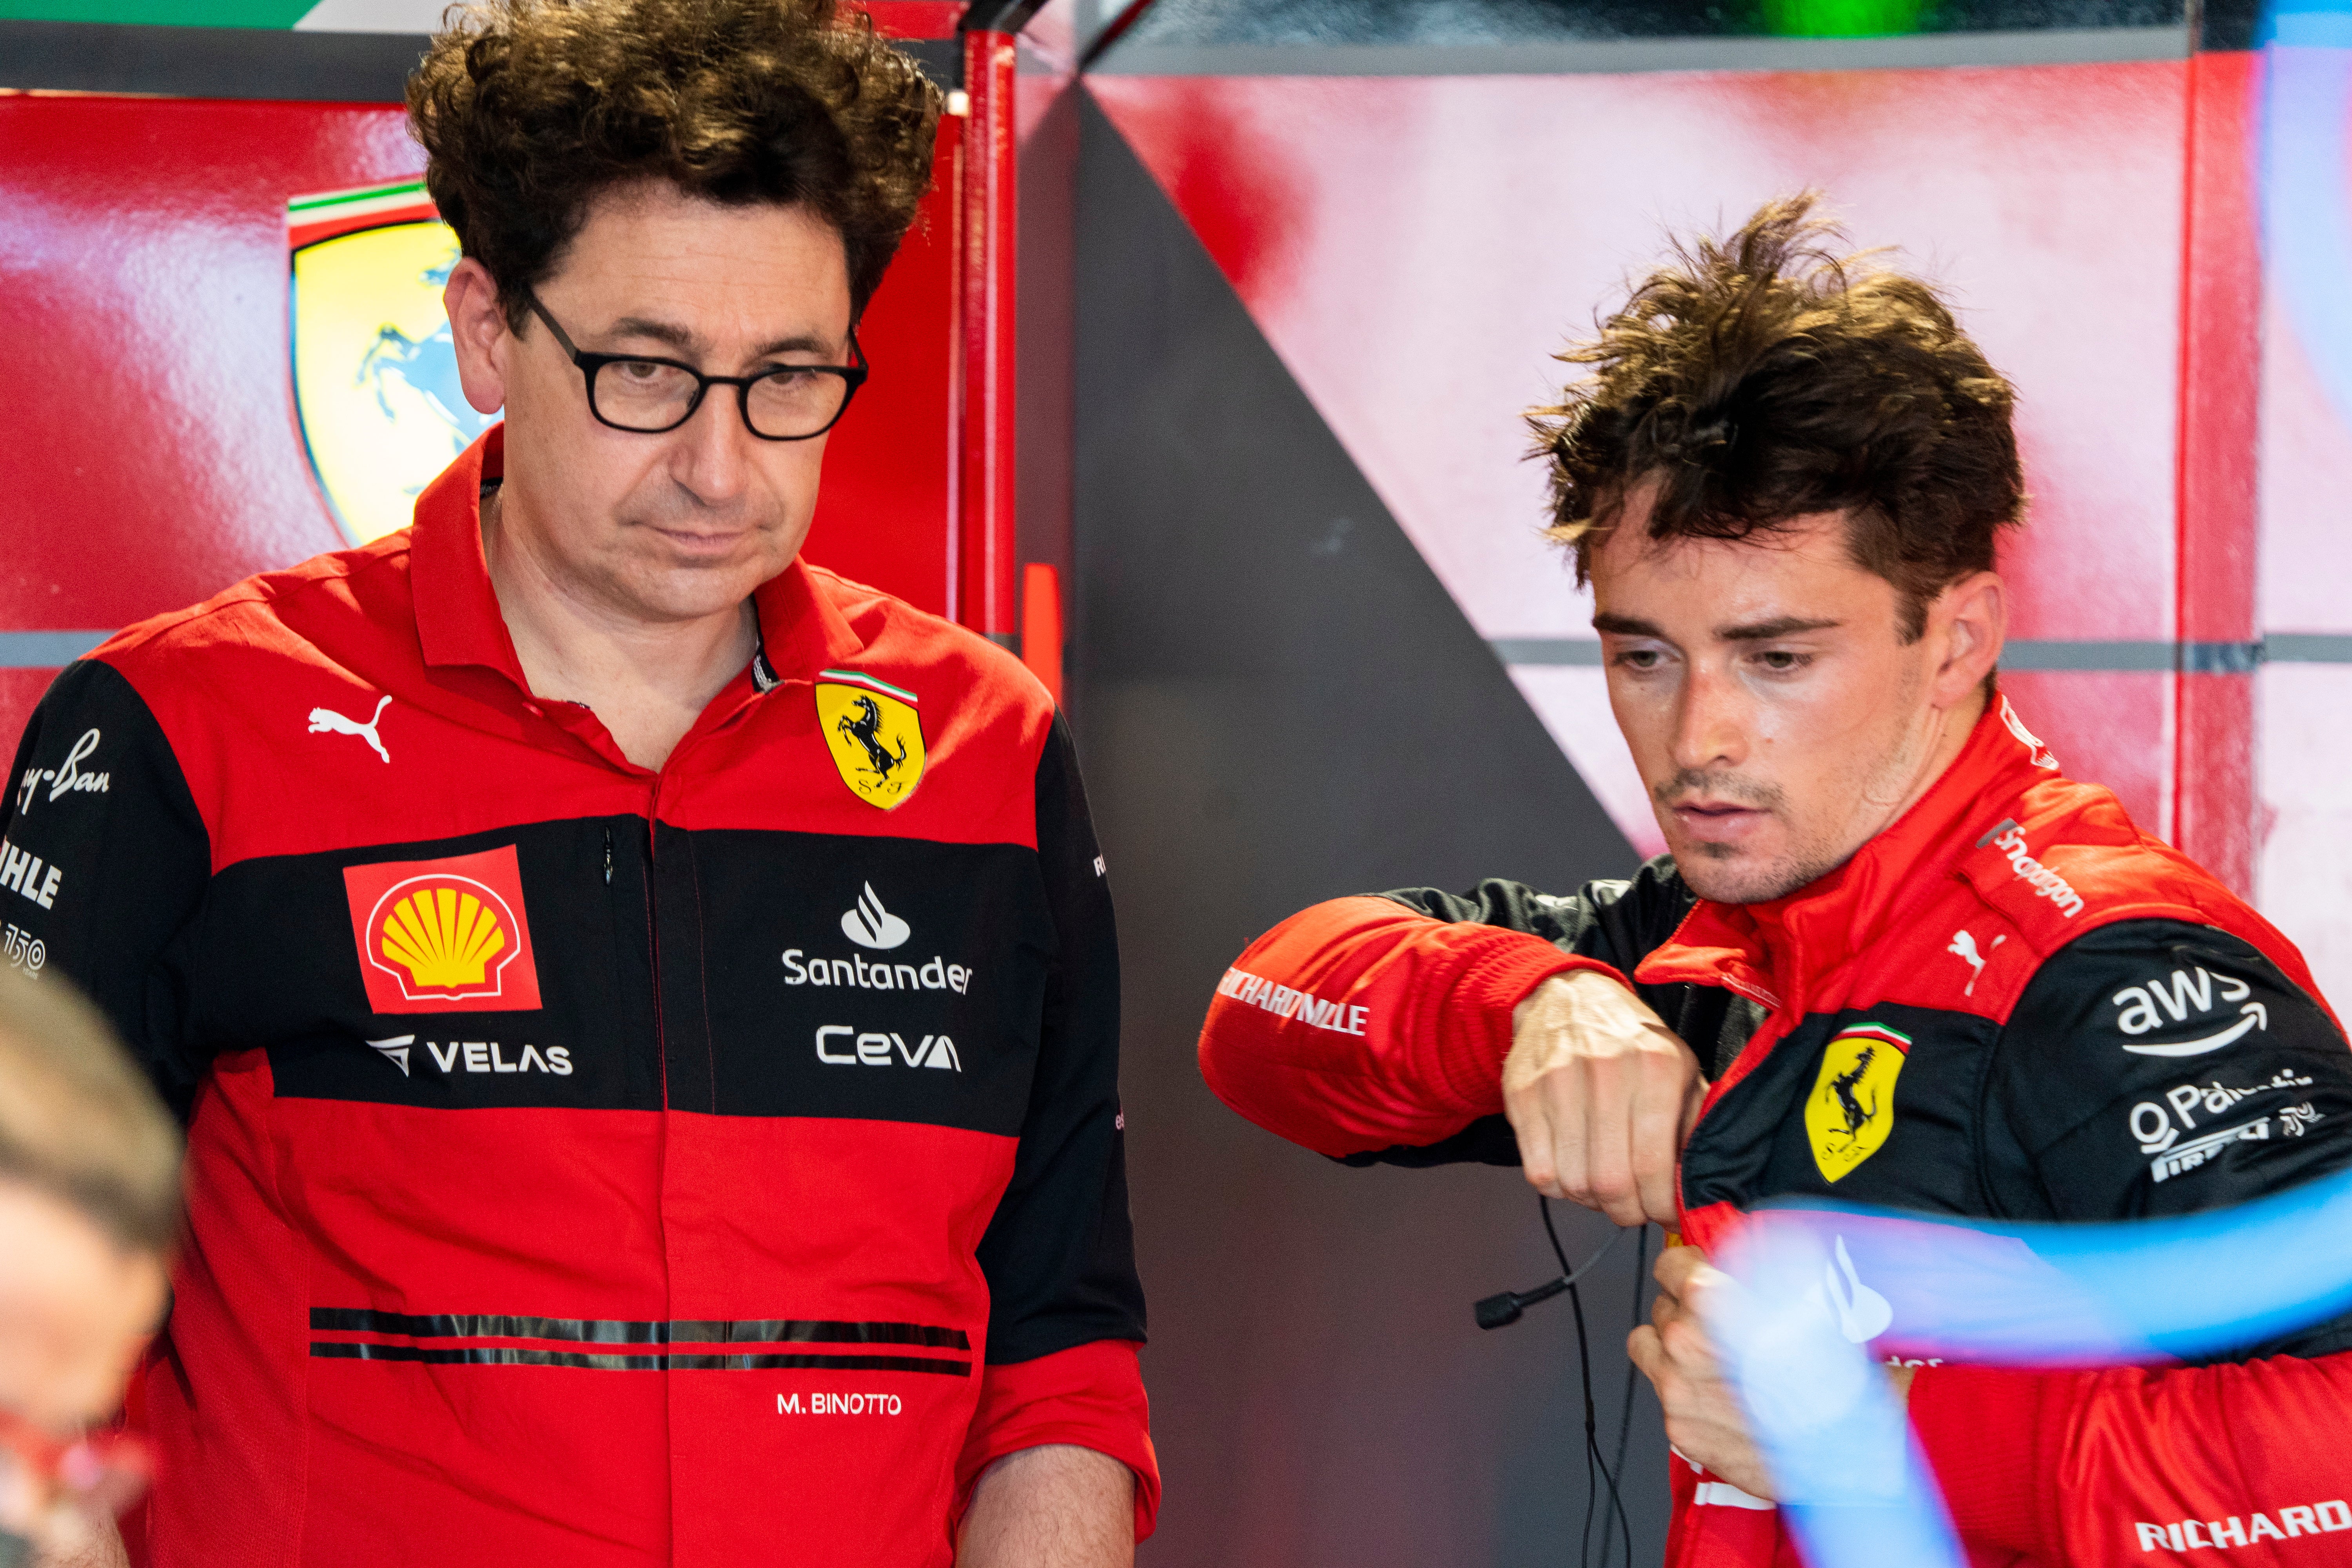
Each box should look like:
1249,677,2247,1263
342,845,542,1014
1805,1022,1909,1183
289,179,500,547
817,671,926,810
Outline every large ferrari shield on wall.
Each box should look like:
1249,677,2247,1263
289,178,497,545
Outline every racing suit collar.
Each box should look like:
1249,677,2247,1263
1634,691,2058,1014
408,423,864,691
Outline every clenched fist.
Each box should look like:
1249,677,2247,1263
1503,969,1706,1227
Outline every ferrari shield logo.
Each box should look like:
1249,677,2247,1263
289,179,499,546
1805,1023,1909,1183
817,671,926,809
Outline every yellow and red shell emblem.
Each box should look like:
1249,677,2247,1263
377,881,510,991
342,845,542,1014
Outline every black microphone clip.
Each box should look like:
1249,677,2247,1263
1473,1272,1571,1330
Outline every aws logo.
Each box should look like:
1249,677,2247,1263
341,845,543,1014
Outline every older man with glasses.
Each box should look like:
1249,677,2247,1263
0,3,1154,1566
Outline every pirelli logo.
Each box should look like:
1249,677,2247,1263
307,1308,972,1376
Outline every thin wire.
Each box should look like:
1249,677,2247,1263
1610,1223,1652,1557
1566,1273,1601,1568
1542,1198,1637,1568
1542,1199,1639,1568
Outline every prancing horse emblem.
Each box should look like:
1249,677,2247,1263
1828,1045,1878,1139
1804,1022,1911,1183
836,695,907,784
815,673,927,809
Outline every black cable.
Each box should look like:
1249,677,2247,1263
1611,1224,1651,1548
1542,1199,1599,1568
1541,1200,1639,1568
1540,1199,1640,1568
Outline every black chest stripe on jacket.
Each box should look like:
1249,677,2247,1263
228,818,1051,1136
307,1309,973,1374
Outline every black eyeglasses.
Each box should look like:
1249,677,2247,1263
524,292,867,441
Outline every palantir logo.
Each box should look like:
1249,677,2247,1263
841,883,910,951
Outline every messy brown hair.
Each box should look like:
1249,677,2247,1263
408,0,941,327
0,970,181,1258
1528,194,2024,639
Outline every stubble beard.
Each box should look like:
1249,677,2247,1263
1660,716,1933,906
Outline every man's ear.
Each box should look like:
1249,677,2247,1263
442,257,512,417
1925,570,2006,709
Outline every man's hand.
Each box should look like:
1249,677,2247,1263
1627,1245,1772,1497
956,1444,1134,1568
1628,1247,1920,1502
1504,969,1704,1227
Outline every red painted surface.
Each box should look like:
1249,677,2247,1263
1091,65,2190,840
1022,560,1063,704
861,0,966,39
2174,49,2263,894
0,94,966,752
960,29,1022,639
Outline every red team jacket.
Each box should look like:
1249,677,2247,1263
1199,697,2352,1566
0,428,1156,1564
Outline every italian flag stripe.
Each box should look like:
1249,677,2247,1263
287,178,439,251
288,179,430,216
820,670,918,704
1836,1022,1913,1051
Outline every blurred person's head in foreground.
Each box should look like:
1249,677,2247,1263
0,969,179,1559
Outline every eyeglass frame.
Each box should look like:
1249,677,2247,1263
523,291,868,442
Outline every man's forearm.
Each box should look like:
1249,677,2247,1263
956,1444,1134,1568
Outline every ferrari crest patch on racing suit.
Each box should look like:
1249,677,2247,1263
1805,1022,1909,1182
817,671,926,809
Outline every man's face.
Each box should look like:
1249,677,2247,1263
0,1183,162,1436
1589,497,1985,904
451,181,854,625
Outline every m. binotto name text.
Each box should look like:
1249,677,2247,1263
2135,1499,2352,1552
777,1392,902,1415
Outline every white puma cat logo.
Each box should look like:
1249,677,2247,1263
1947,929,2006,996
307,694,392,764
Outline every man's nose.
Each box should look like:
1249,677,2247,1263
670,385,756,504
1670,661,1749,773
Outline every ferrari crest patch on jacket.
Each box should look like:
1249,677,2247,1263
817,671,926,809
1806,1022,1909,1182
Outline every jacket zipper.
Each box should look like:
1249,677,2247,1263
603,825,613,886
646,780,666,1110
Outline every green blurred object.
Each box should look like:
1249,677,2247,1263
0,0,314,22
1761,0,1932,35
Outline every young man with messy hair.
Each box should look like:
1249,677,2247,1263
2,3,1152,1564
1197,196,2352,1566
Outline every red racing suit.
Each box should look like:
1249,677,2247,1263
1198,694,2352,1567
0,427,1156,1565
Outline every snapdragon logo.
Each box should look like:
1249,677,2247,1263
1975,818,2084,918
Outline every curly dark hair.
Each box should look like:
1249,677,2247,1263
1528,194,2024,639
407,0,941,327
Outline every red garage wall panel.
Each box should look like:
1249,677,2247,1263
1090,64,2191,852
0,91,963,752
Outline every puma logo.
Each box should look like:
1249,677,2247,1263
308,694,392,764
1947,929,2006,996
